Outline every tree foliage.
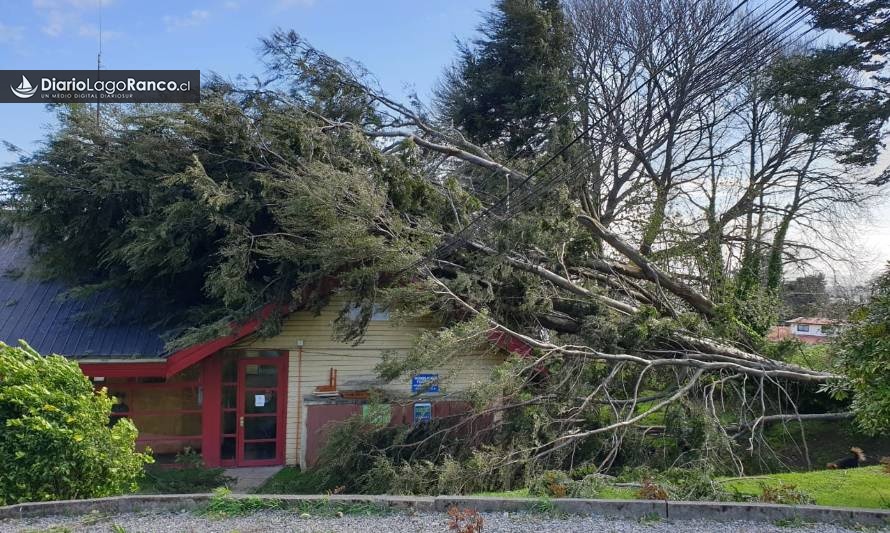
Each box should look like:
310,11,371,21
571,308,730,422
831,265,890,435
1,0,886,480
0,342,151,504
0,90,446,345
773,0,890,179
437,0,572,155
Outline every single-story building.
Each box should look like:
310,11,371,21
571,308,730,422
0,235,508,468
767,317,843,345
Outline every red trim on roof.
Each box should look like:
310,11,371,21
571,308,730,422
164,303,291,378
78,303,292,378
487,329,533,357
79,362,168,378
79,303,536,378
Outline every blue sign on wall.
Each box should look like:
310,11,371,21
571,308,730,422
411,373,439,394
413,402,432,424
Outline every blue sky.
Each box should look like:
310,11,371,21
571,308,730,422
0,0,491,164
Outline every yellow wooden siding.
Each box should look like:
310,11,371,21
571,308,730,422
236,296,504,395
233,295,506,465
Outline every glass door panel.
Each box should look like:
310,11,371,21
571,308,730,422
236,358,284,466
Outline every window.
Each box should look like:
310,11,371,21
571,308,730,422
796,324,810,332
346,303,390,321
102,369,203,464
821,325,834,335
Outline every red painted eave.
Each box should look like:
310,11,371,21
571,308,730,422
487,329,533,357
80,304,535,379
164,303,292,377
79,361,167,378
78,303,293,379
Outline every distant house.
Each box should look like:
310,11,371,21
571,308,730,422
0,235,508,468
767,317,843,345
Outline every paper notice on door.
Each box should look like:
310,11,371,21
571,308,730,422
255,394,266,407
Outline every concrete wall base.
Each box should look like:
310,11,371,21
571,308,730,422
2,494,889,527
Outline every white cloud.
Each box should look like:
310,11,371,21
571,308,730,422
0,22,25,44
33,0,117,38
163,9,211,31
78,23,123,40
41,10,67,37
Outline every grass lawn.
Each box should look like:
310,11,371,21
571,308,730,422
256,465,890,510
722,466,890,509
478,468,890,509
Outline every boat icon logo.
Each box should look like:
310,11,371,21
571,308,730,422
11,75,38,99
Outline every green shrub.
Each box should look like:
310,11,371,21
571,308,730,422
141,448,233,493
830,266,890,436
759,482,814,505
619,465,733,501
199,487,282,518
0,342,153,504
312,411,518,495
567,474,607,498
360,451,509,495
529,470,572,498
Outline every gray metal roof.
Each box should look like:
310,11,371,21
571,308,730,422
0,235,167,358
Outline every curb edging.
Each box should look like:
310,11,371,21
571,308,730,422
1,494,889,527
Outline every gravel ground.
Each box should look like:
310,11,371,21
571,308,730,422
0,510,883,533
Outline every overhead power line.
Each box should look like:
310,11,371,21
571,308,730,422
402,0,822,275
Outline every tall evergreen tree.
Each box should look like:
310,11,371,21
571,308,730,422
771,0,890,180
436,0,572,156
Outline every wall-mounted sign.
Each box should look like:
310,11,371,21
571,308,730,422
254,394,266,407
413,402,432,424
411,373,439,394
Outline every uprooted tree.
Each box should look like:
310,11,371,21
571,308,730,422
2,0,888,486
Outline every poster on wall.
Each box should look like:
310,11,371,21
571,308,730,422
362,403,391,426
411,373,439,394
413,402,432,424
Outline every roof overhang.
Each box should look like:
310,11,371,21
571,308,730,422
78,303,291,379
77,302,536,379
79,360,168,378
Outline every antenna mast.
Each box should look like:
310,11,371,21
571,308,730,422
96,0,102,126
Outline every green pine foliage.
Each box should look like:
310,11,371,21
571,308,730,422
829,264,890,435
1,85,450,346
436,0,572,155
770,0,890,175
0,342,152,505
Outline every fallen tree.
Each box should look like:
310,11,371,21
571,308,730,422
3,1,883,484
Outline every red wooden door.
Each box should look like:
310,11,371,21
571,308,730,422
235,356,287,466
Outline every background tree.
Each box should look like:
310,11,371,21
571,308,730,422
775,0,890,182
830,264,890,435
437,0,572,157
782,273,830,319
